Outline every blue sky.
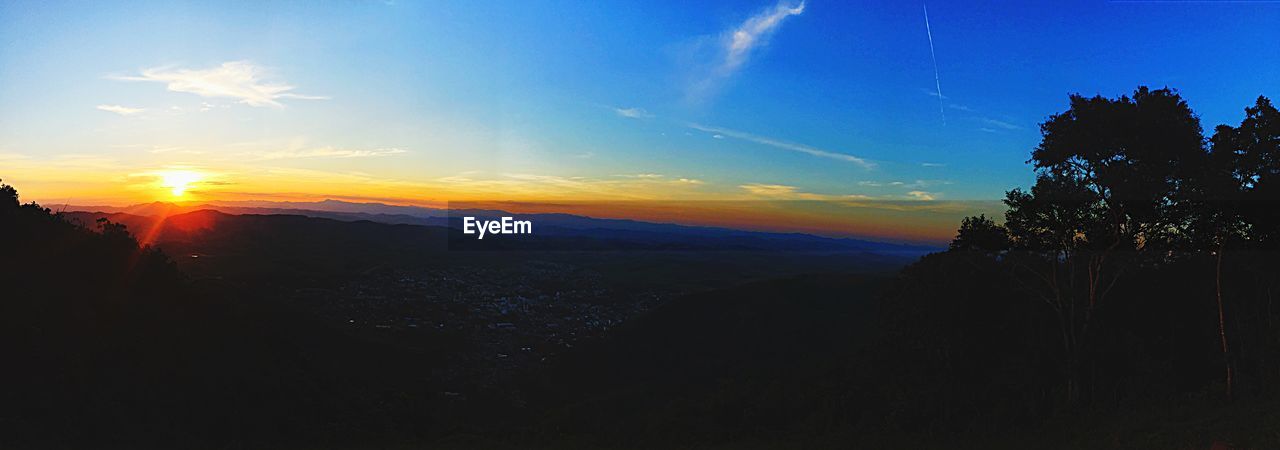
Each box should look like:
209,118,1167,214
1,0,1278,240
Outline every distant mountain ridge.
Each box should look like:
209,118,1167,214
56,199,942,255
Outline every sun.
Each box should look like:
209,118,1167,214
157,170,203,197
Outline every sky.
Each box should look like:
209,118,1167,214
2,0,1278,243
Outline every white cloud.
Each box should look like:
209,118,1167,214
616,173,705,185
859,179,943,189
739,183,871,201
686,0,805,102
252,147,407,160
724,1,806,72
923,88,948,100
980,117,1022,130
690,123,875,169
923,92,1024,132
921,162,946,167
614,107,652,119
907,190,937,201
740,183,818,199
618,173,666,179
112,61,327,108
96,104,145,116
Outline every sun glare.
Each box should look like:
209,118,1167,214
158,170,202,197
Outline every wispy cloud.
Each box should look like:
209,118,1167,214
616,173,705,184
921,91,1024,132
689,123,875,169
614,107,652,119
858,179,945,189
617,173,666,179
251,147,407,160
907,190,937,201
979,117,1021,130
96,104,145,116
923,88,948,100
740,181,944,204
921,162,946,167
687,0,805,101
111,61,327,108
725,1,805,72
739,183,852,200
431,172,708,200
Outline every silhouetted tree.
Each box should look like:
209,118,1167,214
950,214,1010,254
1004,87,1207,404
1191,96,1280,399
0,179,17,210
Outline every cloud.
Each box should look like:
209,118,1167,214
922,92,1025,132
906,190,937,201
724,1,806,72
689,123,875,169
980,117,1021,130
252,147,408,160
615,173,705,185
430,172,709,200
921,162,946,167
858,179,945,189
923,88,948,100
687,0,805,101
740,183,821,199
617,173,666,179
96,104,145,116
112,61,327,108
614,107,652,119
739,183,873,201
740,183,942,206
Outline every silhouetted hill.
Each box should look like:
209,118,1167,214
58,199,940,255
525,274,886,446
57,210,918,293
0,193,471,449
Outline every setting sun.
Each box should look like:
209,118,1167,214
158,170,202,197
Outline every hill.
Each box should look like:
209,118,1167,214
57,199,940,255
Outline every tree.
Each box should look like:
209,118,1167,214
949,214,1010,253
0,178,17,210
1191,96,1280,399
1004,87,1207,405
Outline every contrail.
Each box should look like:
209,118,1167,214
923,3,945,126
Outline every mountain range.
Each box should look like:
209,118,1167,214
55,199,941,255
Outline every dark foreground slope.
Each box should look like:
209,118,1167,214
11,180,1277,449
0,192,501,449
4,183,914,449
524,274,886,448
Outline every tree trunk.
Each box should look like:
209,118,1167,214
1215,242,1233,401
